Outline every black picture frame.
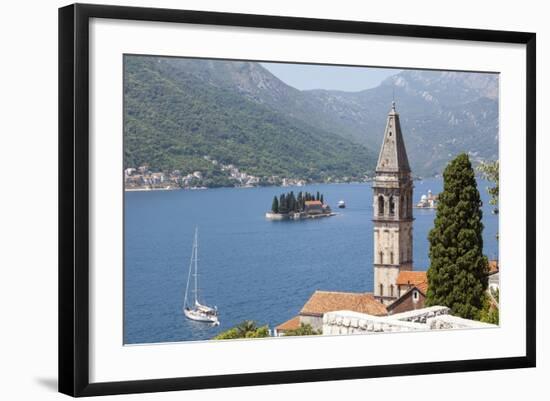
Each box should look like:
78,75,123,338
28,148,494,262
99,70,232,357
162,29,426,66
59,3,536,397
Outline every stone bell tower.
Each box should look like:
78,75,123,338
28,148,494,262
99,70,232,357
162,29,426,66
373,102,414,305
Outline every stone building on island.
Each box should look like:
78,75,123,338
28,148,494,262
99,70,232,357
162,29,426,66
303,200,324,215
274,102,496,336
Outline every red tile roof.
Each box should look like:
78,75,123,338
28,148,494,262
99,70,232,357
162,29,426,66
275,316,301,332
304,200,323,206
416,281,429,295
488,260,499,274
396,271,427,286
300,291,387,317
387,282,429,312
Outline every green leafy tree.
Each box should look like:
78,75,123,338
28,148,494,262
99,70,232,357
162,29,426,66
477,160,499,214
426,153,489,320
480,288,499,325
283,323,321,336
212,328,240,340
213,320,270,340
245,325,270,338
235,320,259,337
271,196,279,213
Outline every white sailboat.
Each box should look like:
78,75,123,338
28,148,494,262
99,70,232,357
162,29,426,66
183,228,219,325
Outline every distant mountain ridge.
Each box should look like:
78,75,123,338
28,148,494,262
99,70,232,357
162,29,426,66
124,57,376,185
303,70,499,175
124,56,498,180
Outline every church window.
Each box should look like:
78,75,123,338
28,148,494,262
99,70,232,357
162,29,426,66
389,196,395,216
378,195,385,216
390,285,394,297
413,290,419,302
390,252,394,264
379,284,384,297
379,252,384,264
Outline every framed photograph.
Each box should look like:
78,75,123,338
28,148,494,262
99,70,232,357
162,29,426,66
58,3,536,397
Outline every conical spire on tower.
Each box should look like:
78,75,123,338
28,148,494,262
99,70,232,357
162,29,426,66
372,102,414,305
376,102,411,174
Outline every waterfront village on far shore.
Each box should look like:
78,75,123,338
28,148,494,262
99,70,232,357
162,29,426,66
126,157,334,191
124,157,374,191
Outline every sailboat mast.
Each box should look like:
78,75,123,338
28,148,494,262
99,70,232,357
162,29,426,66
194,227,198,304
183,230,195,308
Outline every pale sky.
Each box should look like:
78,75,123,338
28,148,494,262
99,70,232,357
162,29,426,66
261,62,400,92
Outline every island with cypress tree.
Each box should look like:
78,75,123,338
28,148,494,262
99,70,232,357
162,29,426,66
265,190,334,220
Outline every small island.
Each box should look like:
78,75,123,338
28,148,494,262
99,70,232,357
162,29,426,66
265,191,335,220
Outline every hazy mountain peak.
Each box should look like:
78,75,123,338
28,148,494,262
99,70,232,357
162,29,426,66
382,70,498,102
126,56,498,177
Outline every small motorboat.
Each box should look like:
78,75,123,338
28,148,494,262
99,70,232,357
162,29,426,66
337,200,346,209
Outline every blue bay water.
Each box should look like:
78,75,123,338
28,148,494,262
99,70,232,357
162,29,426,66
124,179,498,344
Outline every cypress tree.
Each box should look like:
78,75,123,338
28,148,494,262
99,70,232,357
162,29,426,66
271,196,279,213
288,191,296,212
320,194,324,204
425,153,489,320
279,194,287,214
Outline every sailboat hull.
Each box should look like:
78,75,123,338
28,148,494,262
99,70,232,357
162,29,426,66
183,307,219,325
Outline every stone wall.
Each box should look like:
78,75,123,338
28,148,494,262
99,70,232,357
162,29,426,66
322,310,427,336
426,314,498,330
390,305,450,323
299,315,323,331
322,306,495,335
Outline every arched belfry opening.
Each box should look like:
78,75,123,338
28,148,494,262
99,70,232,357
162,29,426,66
378,195,385,216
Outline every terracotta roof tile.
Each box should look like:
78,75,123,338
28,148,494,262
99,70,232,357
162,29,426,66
387,282,429,312
416,282,429,294
300,291,387,317
304,200,323,206
396,271,427,286
275,316,301,331
488,260,499,274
